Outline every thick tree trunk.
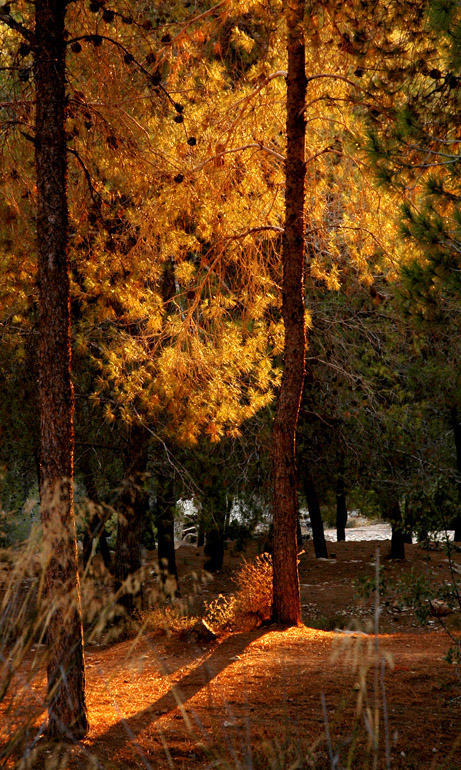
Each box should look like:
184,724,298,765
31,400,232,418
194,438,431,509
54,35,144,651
450,407,461,541
156,474,180,597
114,428,149,615
271,0,306,626
35,0,88,740
301,467,328,559
336,471,347,542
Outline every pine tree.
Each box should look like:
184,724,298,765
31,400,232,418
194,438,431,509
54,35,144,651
35,0,88,739
352,0,461,539
271,0,307,626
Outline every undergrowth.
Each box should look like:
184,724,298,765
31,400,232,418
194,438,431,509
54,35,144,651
353,540,461,664
204,553,273,632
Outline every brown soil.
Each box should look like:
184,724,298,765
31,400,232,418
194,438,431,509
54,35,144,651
1,538,461,769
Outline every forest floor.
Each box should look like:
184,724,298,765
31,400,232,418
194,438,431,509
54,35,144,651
1,536,461,769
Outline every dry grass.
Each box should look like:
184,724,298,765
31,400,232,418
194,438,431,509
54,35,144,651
204,553,273,632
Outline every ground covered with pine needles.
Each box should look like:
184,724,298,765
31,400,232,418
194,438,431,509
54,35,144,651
1,538,460,769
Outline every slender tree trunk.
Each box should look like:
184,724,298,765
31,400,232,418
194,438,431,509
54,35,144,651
389,498,406,560
450,407,461,541
203,488,231,573
297,513,303,547
204,525,226,573
151,262,181,591
197,517,205,548
156,474,180,597
301,466,328,559
81,456,112,573
35,0,88,740
336,469,347,542
114,427,149,615
271,0,306,626
402,496,413,544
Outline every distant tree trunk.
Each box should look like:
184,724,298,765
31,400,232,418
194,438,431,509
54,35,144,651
203,492,231,573
336,470,347,542
35,0,88,740
82,510,112,573
81,457,112,573
402,497,413,544
297,514,303,547
204,525,226,573
301,466,328,559
197,517,205,548
114,427,149,615
155,473,180,597
450,407,461,541
271,0,306,626
389,498,406,560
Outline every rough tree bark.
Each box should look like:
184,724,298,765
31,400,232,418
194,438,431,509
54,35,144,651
35,0,88,739
450,407,461,541
271,0,306,626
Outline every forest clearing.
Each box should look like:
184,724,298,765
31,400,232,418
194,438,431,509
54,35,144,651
1,537,460,769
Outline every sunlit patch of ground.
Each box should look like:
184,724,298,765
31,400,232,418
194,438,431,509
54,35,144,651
73,625,460,769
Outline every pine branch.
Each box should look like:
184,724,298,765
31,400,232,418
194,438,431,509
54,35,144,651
67,147,103,206
0,9,35,44
191,142,285,172
66,34,174,106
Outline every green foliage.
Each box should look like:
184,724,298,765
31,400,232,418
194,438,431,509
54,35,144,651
0,490,40,548
397,568,435,623
403,476,459,541
353,569,388,602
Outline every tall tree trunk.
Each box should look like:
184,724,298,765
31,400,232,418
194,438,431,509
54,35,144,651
301,466,328,559
35,0,88,740
81,457,112,573
271,0,306,626
114,427,149,615
450,407,461,541
156,473,180,598
203,488,231,574
402,496,413,544
197,516,205,548
336,468,347,542
389,498,406,560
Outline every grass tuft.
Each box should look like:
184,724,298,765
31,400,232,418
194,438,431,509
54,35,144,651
204,553,273,632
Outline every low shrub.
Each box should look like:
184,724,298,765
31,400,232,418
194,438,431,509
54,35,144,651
204,553,273,632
